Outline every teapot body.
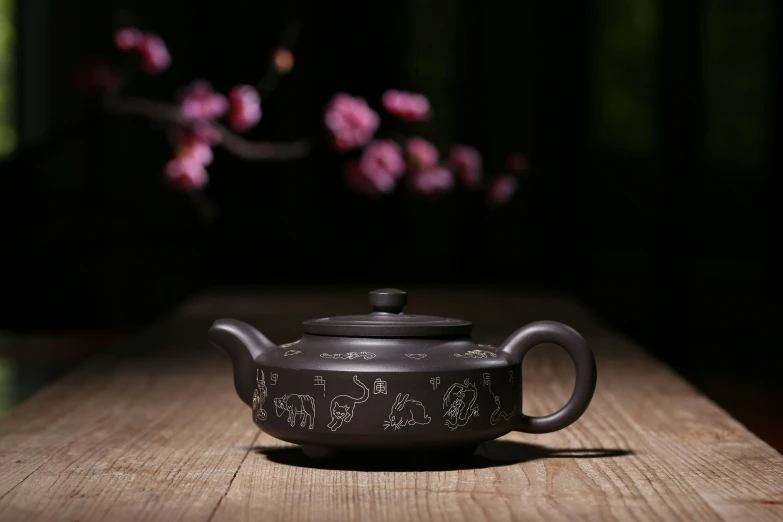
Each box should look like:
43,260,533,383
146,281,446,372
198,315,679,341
252,335,520,450
211,289,597,458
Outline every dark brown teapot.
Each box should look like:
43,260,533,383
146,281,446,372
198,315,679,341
209,289,596,459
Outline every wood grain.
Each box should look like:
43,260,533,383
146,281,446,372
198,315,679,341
0,289,781,521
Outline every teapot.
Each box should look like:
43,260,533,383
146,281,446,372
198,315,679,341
209,289,597,459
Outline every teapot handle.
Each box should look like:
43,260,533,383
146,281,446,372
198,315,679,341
499,320,597,434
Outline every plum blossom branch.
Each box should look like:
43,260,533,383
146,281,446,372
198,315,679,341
101,95,310,160
75,24,313,193
77,17,525,210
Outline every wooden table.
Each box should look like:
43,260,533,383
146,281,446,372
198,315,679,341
1,289,781,521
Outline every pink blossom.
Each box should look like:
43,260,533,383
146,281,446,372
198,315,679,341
164,158,208,191
406,137,439,172
114,28,142,51
487,174,518,207
344,160,396,197
360,140,405,182
227,85,262,132
137,33,171,74
408,166,454,196
382,90,430,122
179,81,228,122
76,60,120,93
344,140,405,197
115,29,170,74
179,141,213,166
450,145,483,188
507,152,530,172
273,47,295,75
173,125,216,166
324,93,380,151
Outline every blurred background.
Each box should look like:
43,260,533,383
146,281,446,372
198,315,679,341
0,1,780,446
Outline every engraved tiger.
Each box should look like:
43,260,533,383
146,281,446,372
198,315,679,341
327,375,369,431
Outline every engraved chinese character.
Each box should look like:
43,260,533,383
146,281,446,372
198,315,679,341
482,373,490,386
509,370,514,384
430,377,441,390
374,378,387,395
271,373,278,385
314,375,326,394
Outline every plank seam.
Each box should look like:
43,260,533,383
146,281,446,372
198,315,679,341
207,432,261,522
0,462,45,504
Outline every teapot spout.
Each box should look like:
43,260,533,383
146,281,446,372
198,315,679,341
209,319,277,407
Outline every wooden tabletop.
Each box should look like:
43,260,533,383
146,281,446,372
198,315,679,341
0,289,781,521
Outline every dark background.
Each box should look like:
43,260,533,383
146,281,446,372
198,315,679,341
0,1,781,441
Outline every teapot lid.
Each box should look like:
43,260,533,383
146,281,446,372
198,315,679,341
302,289,472,338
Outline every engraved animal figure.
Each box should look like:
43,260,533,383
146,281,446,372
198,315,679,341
251,369,267,421
320,352,376,360
327,376,369,431
454,349,497,359
273,394,316,429
443,379,479,430
383,393,431,430
488,382,514,425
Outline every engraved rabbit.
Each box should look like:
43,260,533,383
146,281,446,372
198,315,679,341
327,375,369,431
383,393,431,430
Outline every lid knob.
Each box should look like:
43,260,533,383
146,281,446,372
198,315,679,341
369,288,407,314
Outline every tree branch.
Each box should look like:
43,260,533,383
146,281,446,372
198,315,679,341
103,96,183,123
217,127,310,160
101,96,310,160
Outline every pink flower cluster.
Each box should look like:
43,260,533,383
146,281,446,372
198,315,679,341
326,92,526,205
179,81,228,121
405,138,453,196
343,135,453,198
177,81,262,131
114,28,171,74
164,126,220,191
164,156,209,192
165,80,263,191
342,135,490,199
82,27,304,197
